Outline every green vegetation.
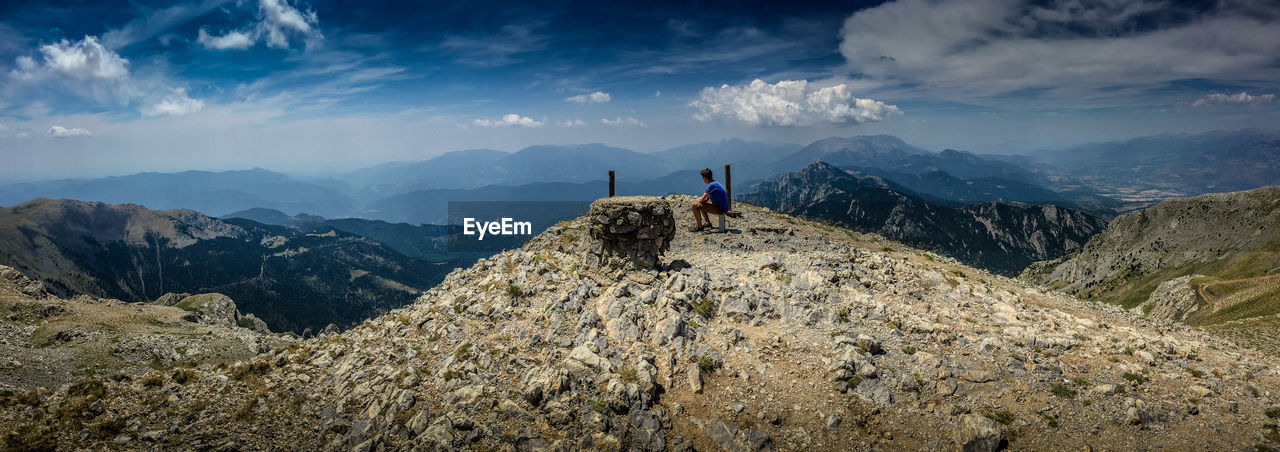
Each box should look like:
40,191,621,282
698,355,718,372
693,296,716,319
172,369,197,385
454,343,473,358
982,409,1015,425
1050,383,1076,398
901,346,918,355
1122,372,1145,385
232,361,271,382
140,374,166,388
588,398,609,414
619,368,637,383
847,375,863,388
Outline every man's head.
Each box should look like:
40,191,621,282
700,168,714,183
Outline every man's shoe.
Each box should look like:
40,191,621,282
688,225,704,233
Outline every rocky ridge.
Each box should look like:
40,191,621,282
0,265,290,394
1,196,1278,450
1023,186,1280,354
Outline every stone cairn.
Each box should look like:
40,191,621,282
584,196,676,271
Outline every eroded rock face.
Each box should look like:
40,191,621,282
584,196,675,271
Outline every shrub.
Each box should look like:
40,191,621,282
901,346,918,355
693,297,716,319
172,369,197,385
232,361,271,382
1050,383,1076,398
1122,372,1145,385
140,374,165,388
983,409,1015,425
454,343,473,358
698,355,717,373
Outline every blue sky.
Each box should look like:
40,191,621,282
0,0,1278,179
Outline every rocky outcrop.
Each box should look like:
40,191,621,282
0,268,289,392
174,293,240,329
0,266,48,299
1130,275,1204,322
1,195,1277,451
584,196,675,272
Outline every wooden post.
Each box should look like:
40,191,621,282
608,170,615,197
724,164,731,210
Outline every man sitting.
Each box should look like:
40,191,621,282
691,168,730,232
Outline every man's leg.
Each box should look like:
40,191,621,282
691,201,704,228
702,204,720,226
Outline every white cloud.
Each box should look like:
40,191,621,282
839,0,1280,100
143,88,205,116
1192,92,1275,107
472,114,543,127
601,117,645,126
559,119,587,127
259,0,321,49
48,125,91,137
196,0,322,51
13,36,129,81
689,79,901,127
197,28,255,50
654,89,662,97
564,91,611,103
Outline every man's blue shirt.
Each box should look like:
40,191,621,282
705,181,729,213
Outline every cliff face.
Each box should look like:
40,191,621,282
1,196,1276,451
741,162,1107,275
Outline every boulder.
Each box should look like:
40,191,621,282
174,293,240,329
954,413,1003,452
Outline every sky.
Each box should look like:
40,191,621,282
0,0,1278,180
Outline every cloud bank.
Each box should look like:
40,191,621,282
143,88,205,116
601,117,644,126
473,114,543,127
690,79,901,126
565,91,611,103
839,0,1280,99
48,125,91,137
1192,92,1275,107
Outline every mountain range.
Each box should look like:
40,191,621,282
741,162,1108,275
1027,129,1280,201
0,132,1159,223
0,199,467,334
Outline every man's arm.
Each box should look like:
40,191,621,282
697,192,710,203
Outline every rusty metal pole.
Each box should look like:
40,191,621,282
609,170,615,197
724,164,731,210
